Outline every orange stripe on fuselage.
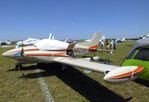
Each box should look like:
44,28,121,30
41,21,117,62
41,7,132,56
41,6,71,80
112,66,143,79
25,52,67,57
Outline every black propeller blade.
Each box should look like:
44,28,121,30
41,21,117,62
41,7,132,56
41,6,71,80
20,40,24,56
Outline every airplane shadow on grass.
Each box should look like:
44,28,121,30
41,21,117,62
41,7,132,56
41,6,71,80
7,65,38,71
17,63,132,102
134,79,149,87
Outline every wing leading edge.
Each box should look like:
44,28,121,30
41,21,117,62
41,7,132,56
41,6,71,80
54,57,119,73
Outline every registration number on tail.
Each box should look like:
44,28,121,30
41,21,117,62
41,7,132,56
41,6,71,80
74,48,88,54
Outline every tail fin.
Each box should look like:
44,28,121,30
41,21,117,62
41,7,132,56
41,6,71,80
77,32,100,49
67,32,100,56
49,33,54,39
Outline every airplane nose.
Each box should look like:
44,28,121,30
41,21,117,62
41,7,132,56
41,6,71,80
1,51,14,58
1,47,21,58
2,52,7,56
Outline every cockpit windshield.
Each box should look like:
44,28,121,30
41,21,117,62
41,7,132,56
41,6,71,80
127,49,137,59
133,48,149,61
127,48,149,61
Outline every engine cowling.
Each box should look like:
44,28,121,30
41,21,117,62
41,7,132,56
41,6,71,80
104,66,144,84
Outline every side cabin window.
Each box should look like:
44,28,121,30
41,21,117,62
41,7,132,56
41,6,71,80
133,48,149,61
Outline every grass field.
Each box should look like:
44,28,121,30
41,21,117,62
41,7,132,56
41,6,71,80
0,42,149,102
0,47,45,102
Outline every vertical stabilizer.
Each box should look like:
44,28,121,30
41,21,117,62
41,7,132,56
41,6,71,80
77,32,100,49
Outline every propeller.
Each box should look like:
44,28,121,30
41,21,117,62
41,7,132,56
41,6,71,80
20,40,24,56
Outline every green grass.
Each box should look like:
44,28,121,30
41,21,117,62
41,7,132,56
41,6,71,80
0,47,44,102
0,41,149,102
96,40,134,65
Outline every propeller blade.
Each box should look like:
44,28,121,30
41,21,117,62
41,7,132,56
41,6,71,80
20,40,24,56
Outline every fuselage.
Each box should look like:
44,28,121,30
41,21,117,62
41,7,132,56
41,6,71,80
2,39,96,63
2,39,69,63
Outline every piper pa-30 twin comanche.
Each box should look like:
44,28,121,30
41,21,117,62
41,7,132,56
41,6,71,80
2,33,148,84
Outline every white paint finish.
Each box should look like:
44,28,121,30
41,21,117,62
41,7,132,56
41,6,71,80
104,66,138,79
35,39,69,51
16,38,40,45
103,66,142,83
54,57,119,72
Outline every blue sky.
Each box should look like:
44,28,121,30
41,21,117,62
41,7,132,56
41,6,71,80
0,0,149,40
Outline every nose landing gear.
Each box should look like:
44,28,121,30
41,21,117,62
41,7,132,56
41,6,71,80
15,63,23,71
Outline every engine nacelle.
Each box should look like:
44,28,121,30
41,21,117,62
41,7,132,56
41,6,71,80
104,66,143,84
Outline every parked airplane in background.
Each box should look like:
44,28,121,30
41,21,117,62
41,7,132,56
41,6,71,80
139,34,149,39
2,33,148,84
0,40,11,48
16,38,40,47
16,33,55,48
0,40,11,45
115,38,126,43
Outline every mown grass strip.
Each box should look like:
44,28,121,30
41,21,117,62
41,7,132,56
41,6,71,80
35,69,55,102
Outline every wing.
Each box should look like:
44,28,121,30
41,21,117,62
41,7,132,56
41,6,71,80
30,55,119,73
24,55,143,84
54,57,119,73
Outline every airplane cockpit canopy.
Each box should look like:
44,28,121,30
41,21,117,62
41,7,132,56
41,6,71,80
127,38,149,61
130,38,149,52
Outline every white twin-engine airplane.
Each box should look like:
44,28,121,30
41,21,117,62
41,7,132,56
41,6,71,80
2,32,143,84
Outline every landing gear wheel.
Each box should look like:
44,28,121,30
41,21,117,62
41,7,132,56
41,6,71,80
15,64,23,71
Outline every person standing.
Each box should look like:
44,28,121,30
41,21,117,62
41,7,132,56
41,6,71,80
110,40,113,50
105,40,109,50
113,39,117,50
100,40,104,50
